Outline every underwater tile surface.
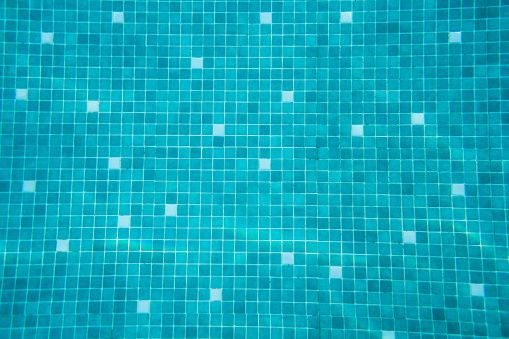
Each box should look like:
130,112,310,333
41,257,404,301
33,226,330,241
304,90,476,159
0,0,508,338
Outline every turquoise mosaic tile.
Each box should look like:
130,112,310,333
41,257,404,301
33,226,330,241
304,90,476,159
0,0,508,338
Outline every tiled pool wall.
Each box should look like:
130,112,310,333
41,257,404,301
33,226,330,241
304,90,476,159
1,0,508,338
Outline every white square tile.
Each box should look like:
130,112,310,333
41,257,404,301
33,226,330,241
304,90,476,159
351,125,364,136
16,89,28,100
282,252,294,265
282,91,294,103
259,159,271,170
449,32,462,43
213,124,225,137
41,32,54,44
56,239,69,252
137,300,150,313
165,204,177,216
191,57,203,69
340,12,353,23
118,216,131,228
382,332,395,339
260,12,272,24
210,288,222,301
23,181,35,193
87,101,99,112
113,12,124,23
470,283,484,297
108,157,121,169
403,231,416,244
411,113,424,125
330,266,342,279
452,184,465,196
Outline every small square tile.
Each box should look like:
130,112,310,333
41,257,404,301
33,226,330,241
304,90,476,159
330,266,342,279
23,181,35,193
351,125,364,136
137,300,150,313
118,216,131,228
210,288,222,302
56,239,69,252
282,252,294,265
403,231,416,244
259,159,271,170
282,91,294,103
16,89,28,100
382,332,395,339
449,32,462,43
87,101,99,112
213,124,225,137
411,113,424,125
108,157,121,169
260,12,272,24
452,184,465,196
165,204,177,216
41,32,54,44
191,57,203,69
113,12,124,23
470,284,484,297
340,12,353,23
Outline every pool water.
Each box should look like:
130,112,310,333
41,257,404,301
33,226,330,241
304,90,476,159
1,0,508,338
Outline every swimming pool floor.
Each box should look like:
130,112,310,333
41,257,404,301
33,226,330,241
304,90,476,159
0,0,509,338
